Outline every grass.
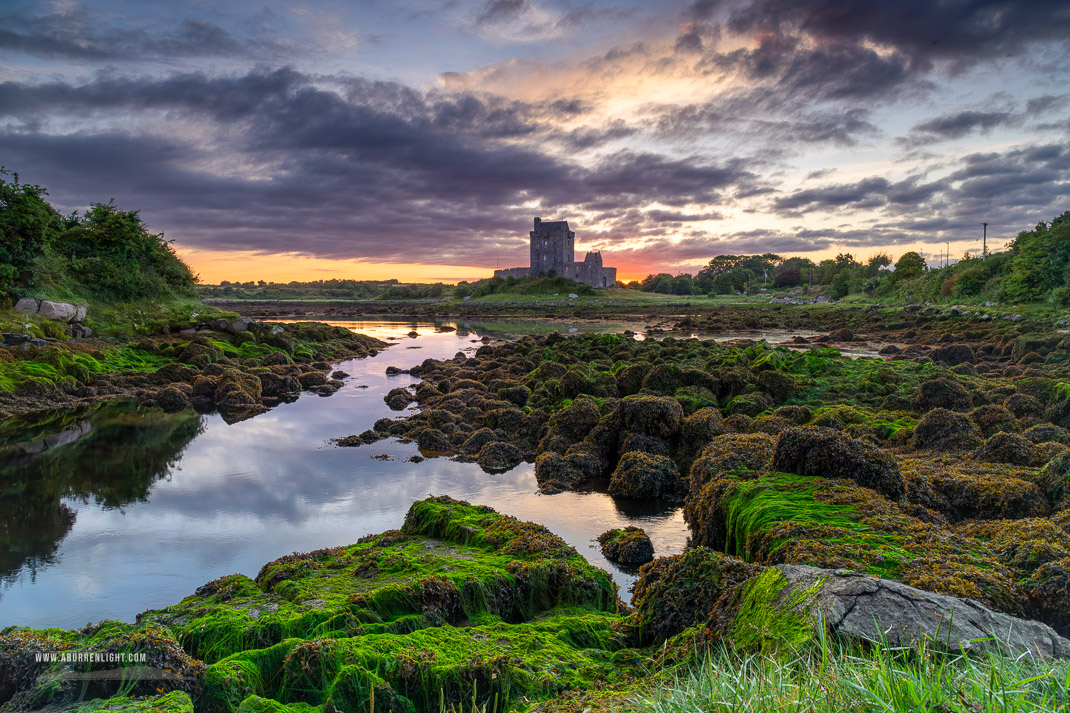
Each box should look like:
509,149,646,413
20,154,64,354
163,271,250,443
631,636,1070,713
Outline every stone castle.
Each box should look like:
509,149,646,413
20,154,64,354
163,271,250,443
493,218,617,287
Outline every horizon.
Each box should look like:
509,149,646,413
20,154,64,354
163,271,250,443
2,0,1068,284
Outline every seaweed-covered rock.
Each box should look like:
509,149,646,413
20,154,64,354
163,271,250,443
496,385,531,407
917,377,971,412
475,441,522,472
930,344,975,366
607,451,680,500
726,392,774,417
912,408,983,450
385,387,415,411
459,427,498,455
969,404,1017,438
771,427,904,499
974,432,1042,466
617,395,684,439
1023,423,1070,445
1005,393,1043,419
1026,558,1070,637
534,452,584,493
542,398,602,446
900,455,1049,522
625,548,759,646
689,433,776,492
1038,451,1070,503
155,386,191,413
416,428,450,452
597,527,654,566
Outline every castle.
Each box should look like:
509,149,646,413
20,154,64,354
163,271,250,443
493,218,618,288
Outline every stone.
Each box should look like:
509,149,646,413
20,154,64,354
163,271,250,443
227,316,256,334
568,293,579,299
2,333,30,345
14,297,39,314
38,300,78,322
778,564,1070,660
210,318,229,330
74,305,87,322
69,323,93,338
179,328,197,334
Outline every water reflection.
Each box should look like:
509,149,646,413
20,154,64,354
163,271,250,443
0,403,203,587
4,317,811,629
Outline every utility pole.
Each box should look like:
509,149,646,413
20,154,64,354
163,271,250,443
946,242,949,267
982,222,988,258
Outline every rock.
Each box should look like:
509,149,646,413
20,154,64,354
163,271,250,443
156,386,192,413
69,323,93,338
931,344,975,365
475,441,522,472
14,297,39,314
771,427,905,499
179,328,197,335
597,527,654,566
607,451,680,499
38,300,78,322
2,333,30,345
74,305,87,322
331,370,349,380
777,564,1070,660
210,318,230,330
385,387,416,410
913,408,983,450
974,432,1041,466
917,377,972,412
298,371,328,389
227,317,255,334
534,452,584,493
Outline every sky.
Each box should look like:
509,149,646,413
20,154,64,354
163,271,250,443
1,0,1068,283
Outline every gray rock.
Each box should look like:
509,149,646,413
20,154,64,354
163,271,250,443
778,564,1070,660
179,328,197,335
20,338,47,349
269,325,285,336
14,297,39,314
74,305,87,322
38,300,78,322
2,333,30,345
227,316,255,334
209,318,230,331
69,323,94,338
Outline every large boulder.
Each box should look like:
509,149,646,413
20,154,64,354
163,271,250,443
777,564,1070,660
771,427,904,499
38,300,78,322
14,297,39,314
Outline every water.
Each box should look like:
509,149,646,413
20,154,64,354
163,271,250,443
0,318,685,629
0,317,851,630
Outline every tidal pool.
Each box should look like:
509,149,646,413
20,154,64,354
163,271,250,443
0,318,686,629
0,317,847,629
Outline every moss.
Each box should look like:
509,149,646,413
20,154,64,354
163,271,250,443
899,454,1049,521
969,404,1018,438
916,377,972,412
728,567,819,654
60,691,195,713
688,433,775,493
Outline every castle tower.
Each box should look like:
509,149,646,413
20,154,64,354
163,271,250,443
529,217,575,276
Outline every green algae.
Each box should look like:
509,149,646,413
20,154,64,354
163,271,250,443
728,568,820,654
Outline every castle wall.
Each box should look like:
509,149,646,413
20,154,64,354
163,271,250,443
496,218,617,288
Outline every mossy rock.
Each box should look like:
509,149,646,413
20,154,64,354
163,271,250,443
607,451,680,500
597,527,654,567
917,377,971,413
912,408,983,450
617,396,683,440
625,548,758,646
725,393,773,418
969,404,1018,438
385,387,415,411
688,433,775,493
771,427,904,500
974,432,1043,466
475,441,522,472
899,454,1049,522
533,452,584,494
133,497,617,668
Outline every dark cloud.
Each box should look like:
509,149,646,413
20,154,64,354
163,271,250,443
475,0,531,27
900,109,1018,147
0,67,758,266
703,0,1070,67
0,6,286,61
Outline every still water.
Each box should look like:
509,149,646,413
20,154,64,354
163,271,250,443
0,318,705,630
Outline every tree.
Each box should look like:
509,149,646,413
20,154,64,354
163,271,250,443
893,251,927,281
0,171,64,291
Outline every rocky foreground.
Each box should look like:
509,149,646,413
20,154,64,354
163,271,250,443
0,321,386,422
1,497,1066,713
